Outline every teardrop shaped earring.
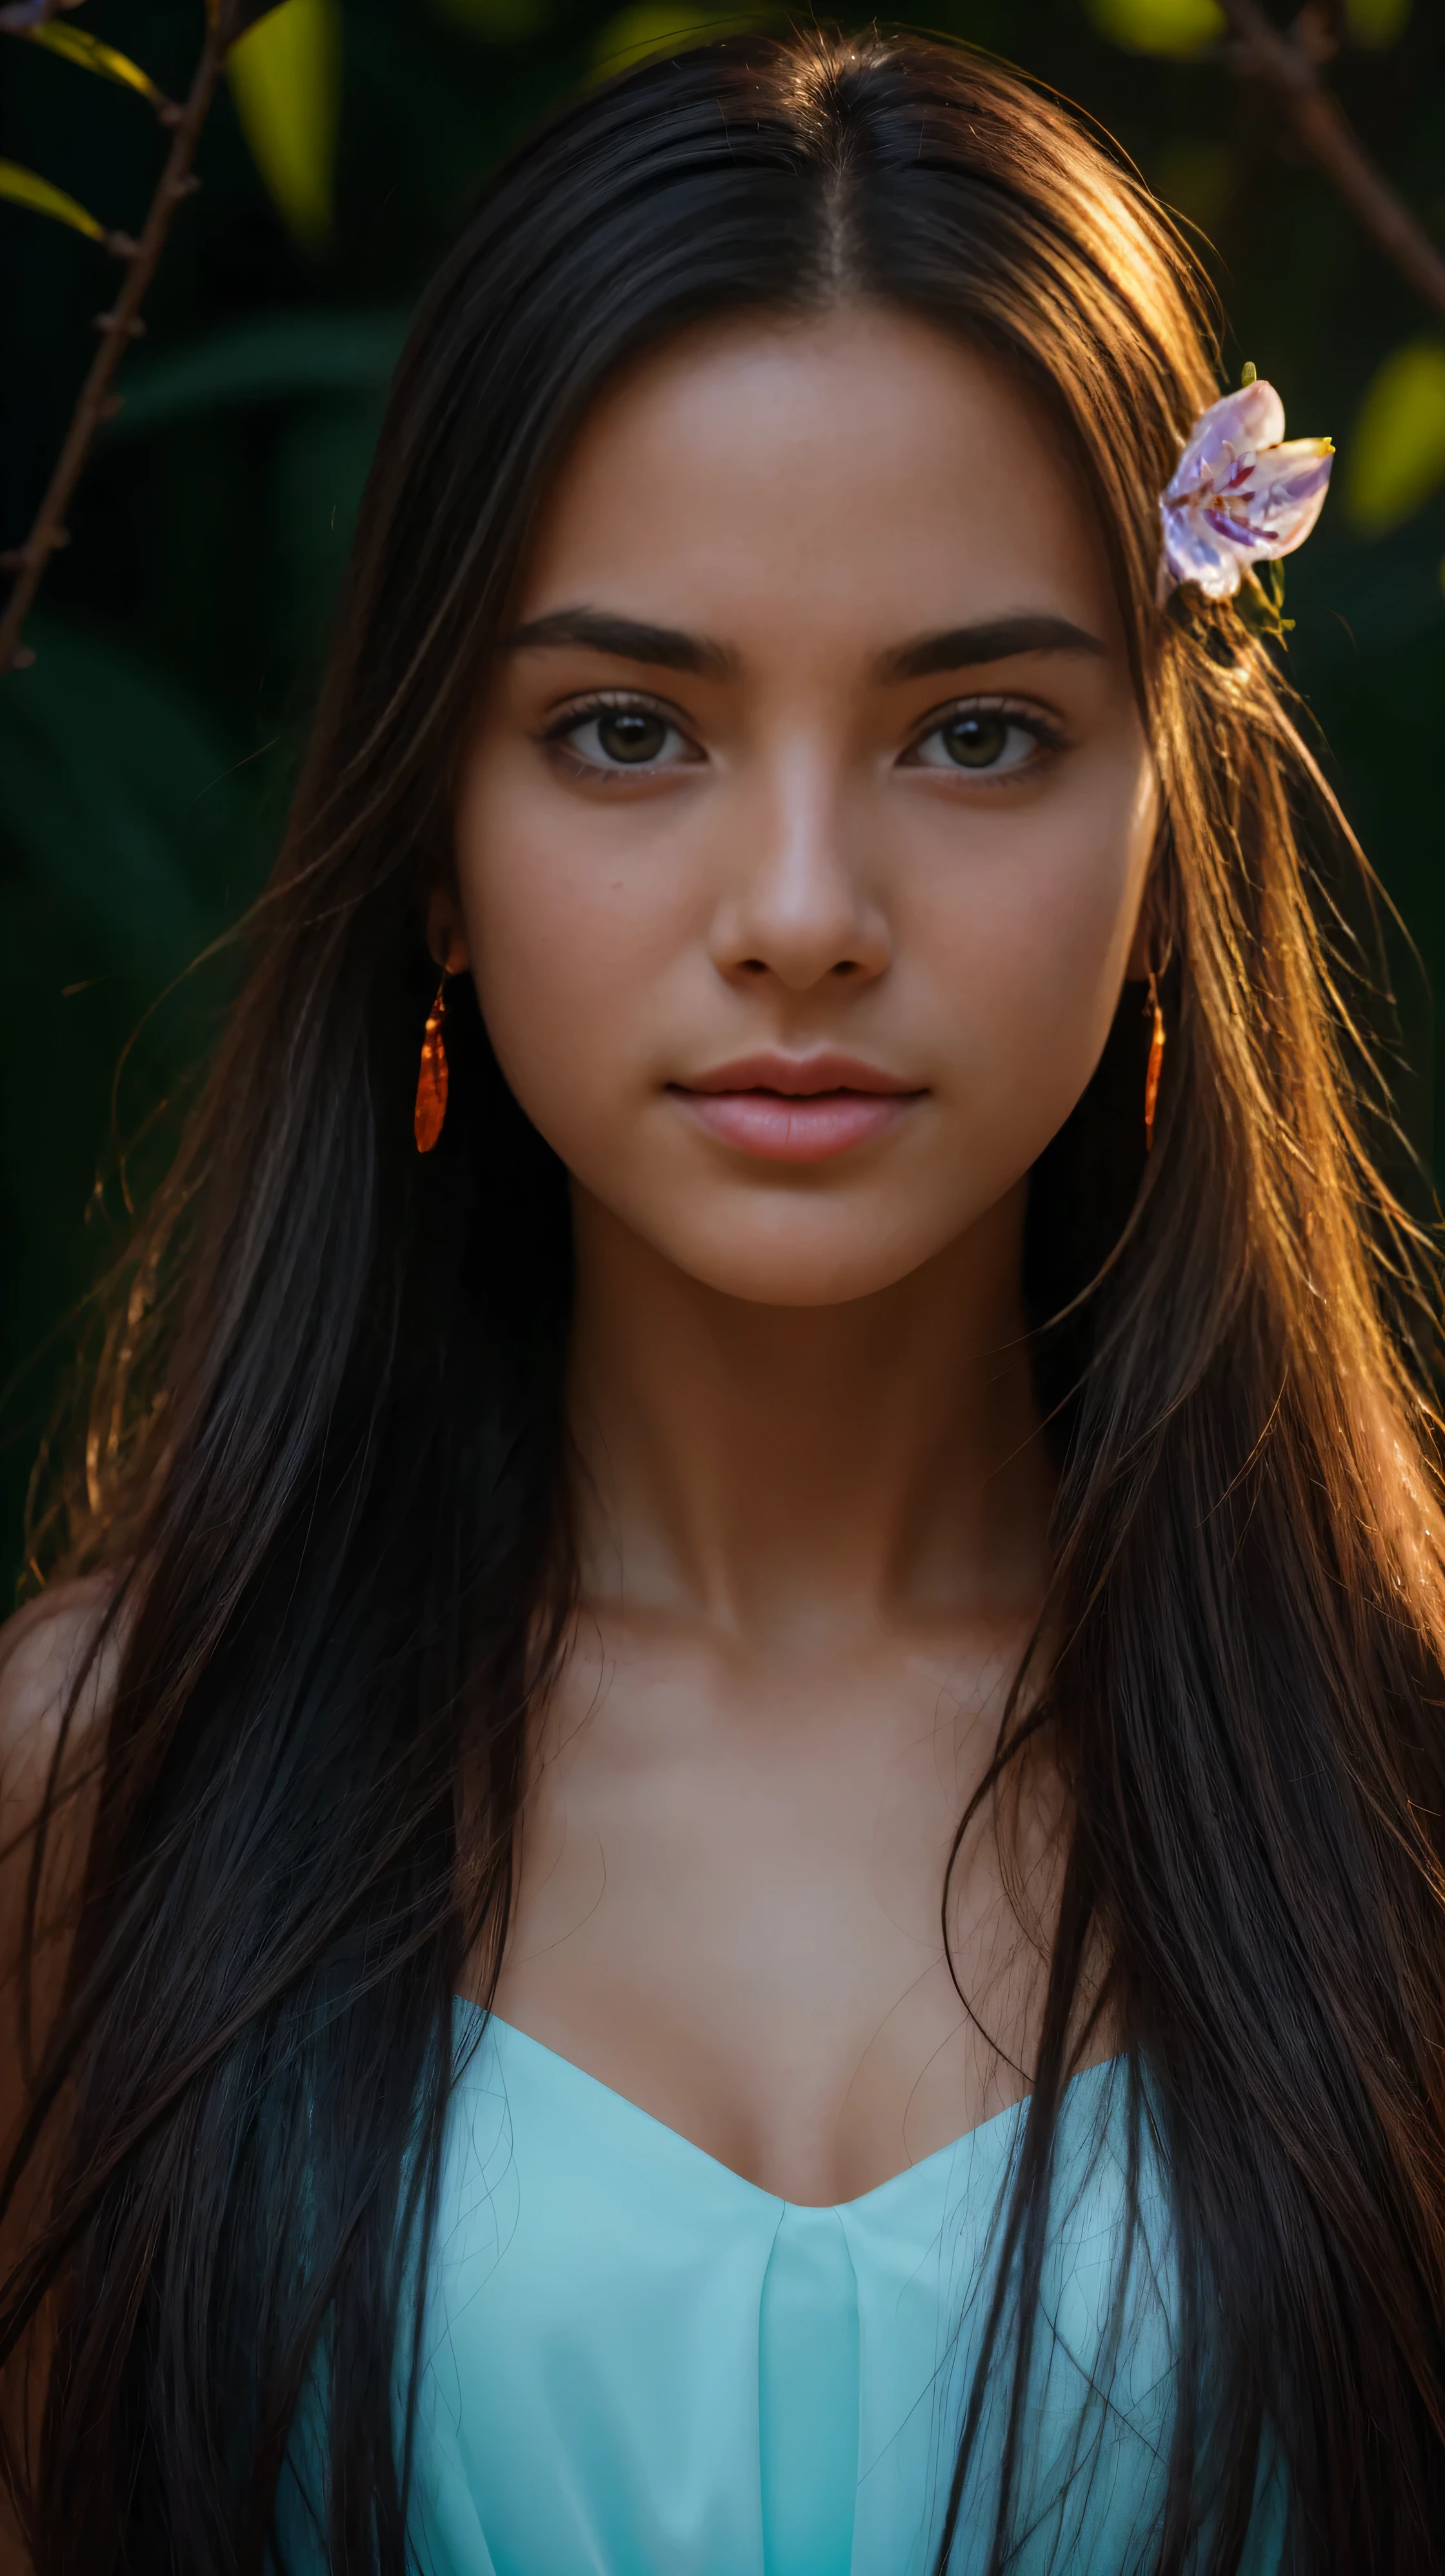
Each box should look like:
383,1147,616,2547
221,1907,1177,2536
1143,970,1166,1152
414,958,451,1153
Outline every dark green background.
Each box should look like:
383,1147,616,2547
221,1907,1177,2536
3,0,1444,1591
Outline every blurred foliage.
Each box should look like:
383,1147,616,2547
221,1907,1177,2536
1348,0,1413,49
1346,338,1445,534
2,0,1444,1590
23,23,172,110
0,153,108,238
589,4,769,75
228,0,343,248
1083,0,1224,58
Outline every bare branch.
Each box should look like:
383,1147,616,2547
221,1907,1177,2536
0,6,245,673
1217,0,1445,323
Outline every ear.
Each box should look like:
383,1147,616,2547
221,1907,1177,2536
426,882,472,976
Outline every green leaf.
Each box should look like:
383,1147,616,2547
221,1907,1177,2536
0,619,268,1541
22,23,168,110
1083,0,1224,56
271,394,387,677
1344,0,1411,47
227,0,343,251
0,157,105,242
0,618,260,977
590,3,770,78
108,310,410,436
1345,340,1445,538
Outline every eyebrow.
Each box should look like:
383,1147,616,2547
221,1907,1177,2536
876,615,1108,682
500,604,1106,685
501,607,736,678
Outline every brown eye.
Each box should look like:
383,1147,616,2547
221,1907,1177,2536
552,702,695,771
941,712,1008,767
596,709,669,763
908,705,1047,776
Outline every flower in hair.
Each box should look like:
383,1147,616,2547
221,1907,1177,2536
1157,376,1333,605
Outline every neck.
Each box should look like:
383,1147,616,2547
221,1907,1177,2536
565,1183,1053,1645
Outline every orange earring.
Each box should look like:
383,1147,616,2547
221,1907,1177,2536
1143,970,1166,1152
414,961,450,1153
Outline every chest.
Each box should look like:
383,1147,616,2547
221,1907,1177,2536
483,1613,1055,2202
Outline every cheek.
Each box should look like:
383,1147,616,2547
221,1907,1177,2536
455,763,681,1154
915,786,1151,1171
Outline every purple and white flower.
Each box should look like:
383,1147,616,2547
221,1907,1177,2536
1158,379,1334,604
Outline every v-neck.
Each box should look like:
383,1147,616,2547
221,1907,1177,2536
454,1997,1119,2214
266,2007,1208,2576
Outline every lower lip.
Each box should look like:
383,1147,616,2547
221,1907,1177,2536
673,1089,918,1162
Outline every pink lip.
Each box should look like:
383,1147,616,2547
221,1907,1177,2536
670,1052,923,1164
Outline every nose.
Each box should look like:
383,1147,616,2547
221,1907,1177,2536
707,752,891,993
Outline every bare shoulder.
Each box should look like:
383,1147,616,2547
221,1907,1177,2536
0,1575,119,1818
0,1576,121,1966
0,1578,121,2155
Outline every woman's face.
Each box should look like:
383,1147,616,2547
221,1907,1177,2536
448,307,1157,1307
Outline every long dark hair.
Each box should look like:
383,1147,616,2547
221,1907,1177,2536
5,28,1445,2573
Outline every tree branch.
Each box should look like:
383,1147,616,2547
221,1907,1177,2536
0,4,243,675
1215,0,1445,323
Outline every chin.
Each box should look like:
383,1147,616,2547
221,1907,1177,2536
648,1212,947,1309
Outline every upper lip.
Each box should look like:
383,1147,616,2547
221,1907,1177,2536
677,1051,922,1097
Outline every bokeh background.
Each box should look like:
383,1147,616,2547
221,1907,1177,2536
2,0,1444,1591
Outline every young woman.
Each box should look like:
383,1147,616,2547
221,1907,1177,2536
2,28,1442,2575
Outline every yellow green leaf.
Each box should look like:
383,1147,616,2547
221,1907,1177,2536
227,0,342,252
1084,0,1224,57
23,24,168,109
1345,340,1445,538
591,3,768,79
0,158,105,242
1344,0,1411,47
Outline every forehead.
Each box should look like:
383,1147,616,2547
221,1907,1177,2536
514,305,1120,652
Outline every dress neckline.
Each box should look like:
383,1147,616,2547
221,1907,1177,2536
453,1996,1120,2216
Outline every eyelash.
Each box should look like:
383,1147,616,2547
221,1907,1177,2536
904,696,1066,774
539,689,1067,776
539,690,694,780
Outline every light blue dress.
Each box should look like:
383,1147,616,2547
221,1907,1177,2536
281,2001,1286,2572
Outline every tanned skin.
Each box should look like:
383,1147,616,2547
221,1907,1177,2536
438,307,1158,2206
